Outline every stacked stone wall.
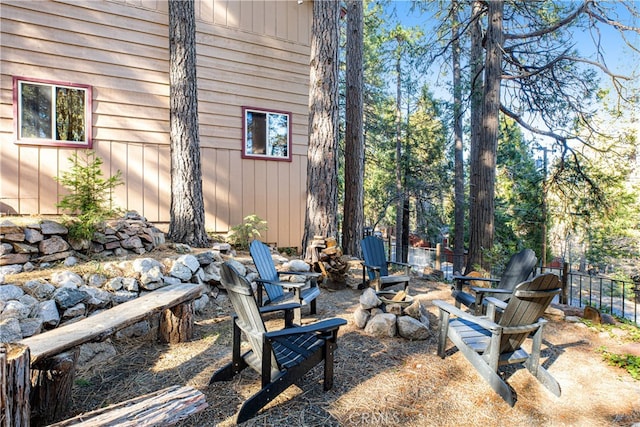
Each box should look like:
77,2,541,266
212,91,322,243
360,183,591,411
0,212,165,273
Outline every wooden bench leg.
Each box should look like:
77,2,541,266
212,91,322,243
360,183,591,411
160,301,194,343
30,348,79,426
2,343,31,427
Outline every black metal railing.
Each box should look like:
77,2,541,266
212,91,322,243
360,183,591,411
538,264,639,326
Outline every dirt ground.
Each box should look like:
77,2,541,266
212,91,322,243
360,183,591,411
57,258,640,427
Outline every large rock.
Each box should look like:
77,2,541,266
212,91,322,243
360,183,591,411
0,221,21,234
37,300,61,327
202,263,221,283
18,294,39,316
51,270,84,288
132,258,164,275
39,235,70,255
80,286,112,308
284,259,311,272
116,319,152,339
62,302,87,320
193,294,210,313
0,264,23,275
196,252,214,266
0,318,23,342
176,254,200,273
397,315,430,340
169,262,194,281
121,236,143,250
40,220,68,235
0,253,30,266
53,287,88,309
2,232,25,242
1,300,31,320
24,280,56,299
404,300,430,326
78,341,117,368
353,306,370,329
0,284,25,301
140,265,164,287
359,288,382,310
12,242,38,254
23,228,44,244
20,317,43,337
364,313,397,338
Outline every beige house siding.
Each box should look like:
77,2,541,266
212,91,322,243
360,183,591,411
0,0,312,248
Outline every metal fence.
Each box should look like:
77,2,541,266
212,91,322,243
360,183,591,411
537,266,639,326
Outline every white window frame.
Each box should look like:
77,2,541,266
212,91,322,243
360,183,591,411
14,76,92,148
242,106,292,161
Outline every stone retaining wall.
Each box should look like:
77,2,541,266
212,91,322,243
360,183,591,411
0,212,165,274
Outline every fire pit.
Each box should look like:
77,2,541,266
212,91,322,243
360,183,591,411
376,290,414,308
354,288,430,340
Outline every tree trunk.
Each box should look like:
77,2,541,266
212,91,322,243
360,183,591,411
167,0,209,248
2,343,31,427
341,0,365,257
452,0,465,274
302,0,340,254
468,0,503,273
394,49,404,263
401,197,410,263
466,0,487,273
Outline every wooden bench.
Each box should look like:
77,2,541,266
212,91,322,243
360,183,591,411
3,282,205,426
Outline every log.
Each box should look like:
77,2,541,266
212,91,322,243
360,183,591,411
1,343,31,427
159,302,194,344
30,349,79,426
48,385,208,427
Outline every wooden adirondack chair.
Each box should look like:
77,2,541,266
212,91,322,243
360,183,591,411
452,248,537,314
210,262,347,424
360,235,411,291
250,239,321,324
433,273,562,406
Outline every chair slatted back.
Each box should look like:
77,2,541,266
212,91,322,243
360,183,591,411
220,262,279,375
361,236,389,279
250,240,284,302
497,273,561,354
494,249,537,301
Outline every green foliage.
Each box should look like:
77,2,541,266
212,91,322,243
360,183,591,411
598,348,640,380
226,215,268,250
495,118,544,257
55,151,123,240
584,319,640,342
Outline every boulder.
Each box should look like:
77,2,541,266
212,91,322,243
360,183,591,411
364,313,397,338
359,288,382,310
37,300,60,327
0,284,25,301
397,315,430,340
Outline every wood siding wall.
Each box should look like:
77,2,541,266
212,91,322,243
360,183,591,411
0,0,311,249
